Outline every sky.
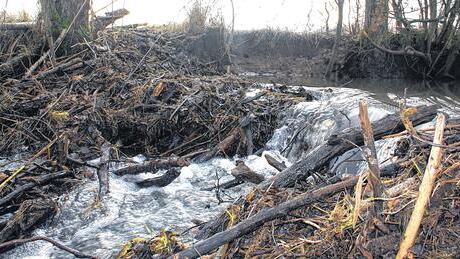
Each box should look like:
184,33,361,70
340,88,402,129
1,0,336,31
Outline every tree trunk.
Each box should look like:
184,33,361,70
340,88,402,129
40,0,90,54
325,0,344,78
365,0,389,37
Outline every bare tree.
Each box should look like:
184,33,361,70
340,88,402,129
326,0,345,78
364,0,389,37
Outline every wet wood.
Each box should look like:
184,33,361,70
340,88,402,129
396,113,446,259
172,176,359,259
113,157,189,176
97,142,111,200
265,104,439,189
136,168,181,187
264,153,287,172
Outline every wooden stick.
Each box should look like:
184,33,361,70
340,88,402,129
396,113,446,259
0,235,98,258
171,176,359,259
359,100,384,212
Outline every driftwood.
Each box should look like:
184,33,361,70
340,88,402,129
0,235,98,258
396,113,446,259
136,168,181,188
113,157,189,176
265,104,439,189
201,179,242,191
172,176,359,258
264,153,287,172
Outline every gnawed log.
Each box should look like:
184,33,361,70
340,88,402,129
266,104,439,189
136,168,181,188
172,176,359,259
264,154,287,172
113,157,189,176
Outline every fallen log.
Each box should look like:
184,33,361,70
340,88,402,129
265,104,439,189
0,22,34,30
136,168,181,187
171,176,359,258
113,157,189,176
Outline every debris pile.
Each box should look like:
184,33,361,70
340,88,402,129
0,28,305,248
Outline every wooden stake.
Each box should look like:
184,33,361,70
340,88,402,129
396,113,446,259
359,100,384,212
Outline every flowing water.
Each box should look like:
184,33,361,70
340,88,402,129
3,79,460,258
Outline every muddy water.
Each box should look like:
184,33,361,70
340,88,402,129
4,79,460,259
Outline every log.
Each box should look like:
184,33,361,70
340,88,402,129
113,157,189,176
171,176,359,259
265,104,439,189
396,113,446,259
201,179,243,191
97,142,110,200
136,168,181,187
0,22,34,30
264,154,287,172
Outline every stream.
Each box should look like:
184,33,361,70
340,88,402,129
3,79,460,258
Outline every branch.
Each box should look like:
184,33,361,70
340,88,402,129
362,31,431,63
396,113,446,259
0,236,98,258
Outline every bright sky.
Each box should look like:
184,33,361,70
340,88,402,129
1,0,338,31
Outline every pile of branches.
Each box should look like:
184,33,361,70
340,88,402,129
0,27,306,250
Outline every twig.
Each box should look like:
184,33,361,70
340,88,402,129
396,113,446,259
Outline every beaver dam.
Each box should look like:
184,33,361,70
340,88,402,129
1,1,460,258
